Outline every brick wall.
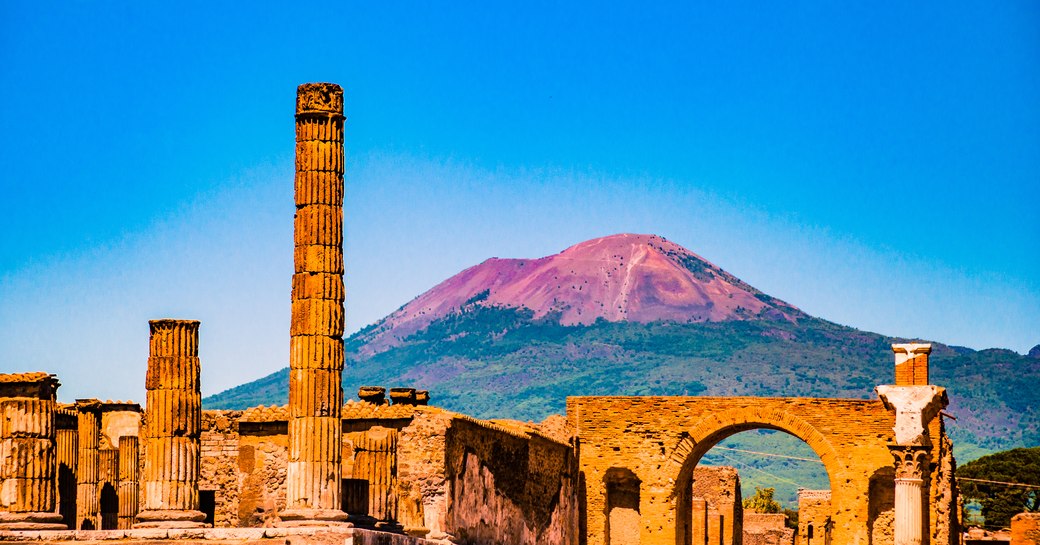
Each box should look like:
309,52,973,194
566,396,926,545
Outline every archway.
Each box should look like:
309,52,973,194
669,407,844,545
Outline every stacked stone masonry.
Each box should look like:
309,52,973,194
0,373,64,530
136,319,206,528
284,82,348,525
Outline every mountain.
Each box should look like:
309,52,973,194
358,234,803,356
206,234,1040,457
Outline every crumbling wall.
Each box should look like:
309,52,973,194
693,466,742,545
442,417,578,545
930,417,959,545
199,410,242,527
397,409,453,539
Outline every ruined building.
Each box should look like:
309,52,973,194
0,83,969,545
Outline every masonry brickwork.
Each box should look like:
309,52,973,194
566,395,951,545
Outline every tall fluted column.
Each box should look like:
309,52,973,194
282,82,348,526
0,373,65,530
56,407,78,529
118,436,139,529
75,399,102,530
891,446,932,545
135,319,207,528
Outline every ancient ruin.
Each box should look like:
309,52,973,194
0,82,991,545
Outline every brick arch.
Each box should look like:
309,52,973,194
666,405,845,496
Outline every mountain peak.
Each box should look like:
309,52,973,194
357,234,802,355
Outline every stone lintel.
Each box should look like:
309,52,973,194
0,373,59,400
875,385,948,446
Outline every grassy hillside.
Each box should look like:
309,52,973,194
208,307,1039,453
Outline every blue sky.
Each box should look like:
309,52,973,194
1,2,1037,402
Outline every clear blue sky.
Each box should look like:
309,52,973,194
1,2,1037,402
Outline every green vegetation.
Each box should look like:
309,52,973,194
958,447,1040,529
206,306,1040,464
743,487,783,513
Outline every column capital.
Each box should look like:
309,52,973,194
876,385,948,446
889,444,932,481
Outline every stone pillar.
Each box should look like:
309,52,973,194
118,436,139,529
876,382,948,545
691,497,708,545
75,399,102,530
890,446,931,545
283,82,348,526
893,343,931,386
707,509,723,545
135,319,206,528
0,373,65,530
56,406,78,529
98,448,119,530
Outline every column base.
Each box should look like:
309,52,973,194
0,511,67,530
277,508,352,527
133,509,208,528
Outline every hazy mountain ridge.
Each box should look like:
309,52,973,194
206,234,1040,455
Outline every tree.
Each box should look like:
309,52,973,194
959,447,1040,529
743,486,783,513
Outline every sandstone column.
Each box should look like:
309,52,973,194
0,373,65,530
56,406,78,529
118,436,139,529
135,319,206,528
877,352,948,545
691,497,708,545
282,82,348,526
75,399,102,530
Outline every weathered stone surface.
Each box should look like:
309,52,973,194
876,385,948,446
0,374,63,531
284,83,347,527
1012,512,1040,545
75,400,101,530
892,343,931,386
136,320,206,529
117,437,139,529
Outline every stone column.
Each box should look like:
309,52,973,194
876,382,948,545
118,436,139,529
283,82,348,526
135,319,206,528
890,445,932,545
56,406,78,529
98,449,119,530
0,373,65,530
75,399,102,530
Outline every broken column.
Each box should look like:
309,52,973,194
75,399,102,530
877,343,947,545
135,319,206,528
283,82,348,525
893,343,931,386
117,436,139,529
0,373,65,530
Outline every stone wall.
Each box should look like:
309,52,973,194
1011,513,1040,545
567,396,909,545
692,466,741,545
796,490,830,545
199,411,243,527
442,416,577,545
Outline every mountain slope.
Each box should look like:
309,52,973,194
206,234,1040,454
357,234,802,355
